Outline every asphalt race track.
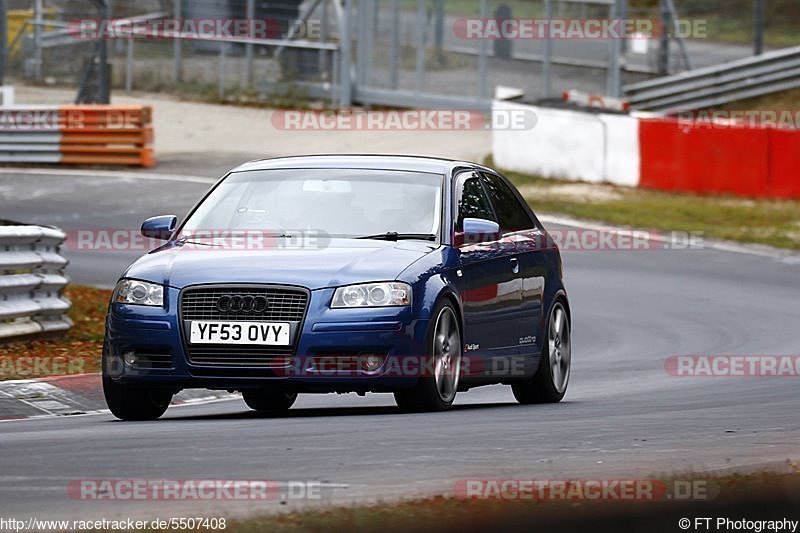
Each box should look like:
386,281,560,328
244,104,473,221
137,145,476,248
1,171,799,521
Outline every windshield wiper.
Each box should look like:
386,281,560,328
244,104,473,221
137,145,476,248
174,232,296,245
356,232,436,242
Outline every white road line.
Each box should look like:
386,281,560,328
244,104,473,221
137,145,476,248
0,167,215,184
538,213,800,262
0,380,83,416
2,167,796,262
0,394,243,423
0,375,242,422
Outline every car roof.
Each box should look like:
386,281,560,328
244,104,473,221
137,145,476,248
229,154,482,175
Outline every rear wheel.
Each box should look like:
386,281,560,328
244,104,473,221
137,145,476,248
512,300,571,404
242,389,297,414
394,301,462,412
103,377,172,421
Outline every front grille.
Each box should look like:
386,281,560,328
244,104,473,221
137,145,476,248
181,286,308,322
180,285,309,367
187,346,294,367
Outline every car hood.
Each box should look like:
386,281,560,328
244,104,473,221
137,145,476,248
123,238,438,290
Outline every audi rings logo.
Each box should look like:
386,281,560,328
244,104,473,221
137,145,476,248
216,295,269,313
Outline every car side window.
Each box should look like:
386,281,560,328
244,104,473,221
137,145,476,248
456,174,496,231
481,172,534,233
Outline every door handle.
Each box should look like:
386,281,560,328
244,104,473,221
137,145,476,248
510,257,520,274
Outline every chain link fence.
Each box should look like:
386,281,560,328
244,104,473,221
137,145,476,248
2,0,799,108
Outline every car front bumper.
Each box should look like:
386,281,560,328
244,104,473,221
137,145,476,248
104,285,432,392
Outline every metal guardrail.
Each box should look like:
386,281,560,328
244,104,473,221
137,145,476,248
0,224,72,344
623,45,800,112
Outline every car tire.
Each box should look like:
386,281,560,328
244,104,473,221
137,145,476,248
394,300,462,412
242,389,297,414
103,376,173,421
512,300,571,404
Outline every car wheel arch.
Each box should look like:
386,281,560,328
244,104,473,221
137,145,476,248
438,290,464,338
555,291,571,326
544,289,571,330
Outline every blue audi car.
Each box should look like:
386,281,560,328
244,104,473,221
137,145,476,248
103,155,571,420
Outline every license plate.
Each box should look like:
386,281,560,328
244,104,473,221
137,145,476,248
189,321,291,345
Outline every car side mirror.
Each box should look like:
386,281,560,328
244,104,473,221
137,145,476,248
141,215,178,240
461,217,501,245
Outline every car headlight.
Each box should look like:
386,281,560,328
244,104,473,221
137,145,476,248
331,282,412,308
113,279,164,307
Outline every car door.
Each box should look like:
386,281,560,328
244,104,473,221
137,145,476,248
480,171,545,359
454,171,522,373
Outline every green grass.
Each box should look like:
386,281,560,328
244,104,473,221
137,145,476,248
715,87,800,113
215,471,800,533
699,17,799,48
489,159,800,251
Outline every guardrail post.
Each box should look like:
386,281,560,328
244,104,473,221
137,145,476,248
125,37,134,93
389,0,399,89
339,0,353,107
414,0,425,93
319,0,330,80
356,0,369,87
33,0,43,81
657,0,671,74
218,45,226,100
434,0,444,54
606,0,623,97
478,0,489,99
173,0,182,83
244,0,255,88
754,0,765,55
543,0,553,98
0,0,7,85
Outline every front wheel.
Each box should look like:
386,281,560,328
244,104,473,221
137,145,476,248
394,301,462,412
103,377,172,421
242,389,297,414
512,300,571,404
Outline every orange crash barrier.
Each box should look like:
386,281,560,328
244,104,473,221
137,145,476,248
0,104,154,167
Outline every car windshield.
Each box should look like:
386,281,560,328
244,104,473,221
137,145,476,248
181,168,443,240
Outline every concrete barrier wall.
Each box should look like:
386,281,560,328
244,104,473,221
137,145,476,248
769,129,800,199
638,118,771,197
492,99,800,199
492,101,640,186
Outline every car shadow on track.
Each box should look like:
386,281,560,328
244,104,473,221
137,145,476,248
157,401,524,422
